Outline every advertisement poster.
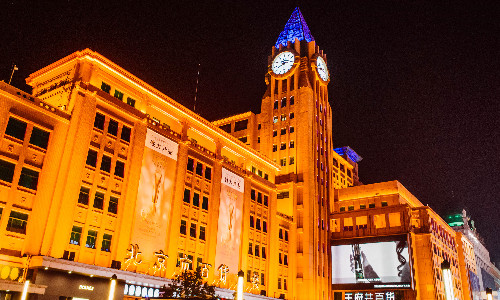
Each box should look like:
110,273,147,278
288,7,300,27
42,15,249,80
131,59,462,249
214,168,244,273
130,129,178,262
331,239,411,287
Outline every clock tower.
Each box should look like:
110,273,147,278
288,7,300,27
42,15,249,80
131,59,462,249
259,7,333,300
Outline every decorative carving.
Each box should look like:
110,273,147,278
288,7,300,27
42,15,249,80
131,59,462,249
93,135,98,142
7,144,14,152
32,154,37,162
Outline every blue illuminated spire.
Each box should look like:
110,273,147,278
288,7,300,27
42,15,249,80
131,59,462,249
275,7,315,48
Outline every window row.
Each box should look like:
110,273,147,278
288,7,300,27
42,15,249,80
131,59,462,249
1,209,29,234
249,215,267,232
246,270,265,286
186,158,212,181
250,167,269,181
272,113,295,123
279,228,289,241
179,220,206,241
94,112,132,143
272,126,294,137
339,201,387,211
279,157,295,166
0,159,40,190
273,96,295,109
70,225,112,252
250,189,268,206
101,82,137,108
5,117,50,149
277,277,288,290
78,186,118,213
273,141,295,152
278,253,289,266
248,242,266,259
86,149,125,178
183,189,209,210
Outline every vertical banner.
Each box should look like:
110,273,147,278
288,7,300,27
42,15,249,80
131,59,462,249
131,129,178,263
215,168,245,273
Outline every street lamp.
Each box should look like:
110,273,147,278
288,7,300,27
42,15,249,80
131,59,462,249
486,288,493,300
108,274,117,300
441,261,454,300
237,270,244,300
20,280,30,300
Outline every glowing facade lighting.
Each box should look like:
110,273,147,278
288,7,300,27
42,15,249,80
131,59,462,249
486,287,493,300
21,280,29,300
108,274,117,300
441,261,454,300
237,270,244,300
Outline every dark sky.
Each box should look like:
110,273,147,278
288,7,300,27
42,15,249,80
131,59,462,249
2,1,499,260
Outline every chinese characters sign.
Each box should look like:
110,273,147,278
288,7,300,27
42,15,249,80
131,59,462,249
343,291,403,300
214,168,244,273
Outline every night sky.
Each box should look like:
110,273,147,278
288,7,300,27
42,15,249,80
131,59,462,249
2,1,499,260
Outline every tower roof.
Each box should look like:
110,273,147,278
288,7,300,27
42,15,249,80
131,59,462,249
275,7,315,48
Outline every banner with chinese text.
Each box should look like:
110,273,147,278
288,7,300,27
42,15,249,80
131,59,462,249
214,168,244,273
130,129,178,263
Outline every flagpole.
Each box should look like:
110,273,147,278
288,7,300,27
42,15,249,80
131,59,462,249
8,64,18,85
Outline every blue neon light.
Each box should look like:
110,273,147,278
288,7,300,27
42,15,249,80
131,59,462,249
275,7,315,48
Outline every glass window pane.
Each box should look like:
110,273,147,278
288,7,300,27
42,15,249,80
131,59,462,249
121,126,131,142
108,119,119,136
101,156,112,172
29,127,50,149
18,167,39,190
5,117,27,140
0,159,15,183
94,113,105,130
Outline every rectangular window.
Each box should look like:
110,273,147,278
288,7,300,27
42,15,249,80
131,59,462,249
360,204,366,209
126,97,136,107
199,226,206,241
285,230,289,241
278,278,282,289
113,90,124,100
86,149,98,167
251,166,256,174
280,158,286,166
289,126,294,133
108,196,118,214
273,116,279,124
290,112,294,119
289,157,295,165
289,141,295,148
108,119,119,136
274,100,279,109
273,145,277,152
250,215,254,228
262,247,266,259
78,186,90,205
202,196,208,210
196,163,203,176
339,207,346,212
284,255,288,265
183,189,190,204
18,167,39,190
284,278,288,290
255,244,260,257
261,273,265,285
85,230,97,249
193,192,200,207
238,136,247,143
234,119,248,132
100,155,112,172
248,242,253,255
257,169,263,177
382,201,388,207
289,96,294,105
70,225,82,245
29,127,50,149
281,128,286,135
93,192,104,210
263,195,268,206
257,136,260,143
180,220,187,235
101,233,112,252
273,130,277,137
348,205,355,211
114,161,125,178
263,221,267,233
5,117,27,140
281,97,286,108
186,158,194,172
279,228,283,239
279,253,282,264
257,192,262,204
6,211,28,234
0,159,15,183
94,112,105,130
256,218,261,230
281,114,287,121
205,167,212,180
280,143,286,150
258,123,261,130
190,223,197,238
251,189,256,200
220,124,231,133
247,270,251,282
369,203,375,208
100,82,111,93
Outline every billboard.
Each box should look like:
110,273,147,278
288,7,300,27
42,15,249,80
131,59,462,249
130,129,178,263
331,236,412,289
214,168,244,273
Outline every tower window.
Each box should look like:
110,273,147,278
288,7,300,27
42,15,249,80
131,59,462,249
273,130,277,137
280,143,286,150
281,128,286,135
273,145,277,152
290,96,295,105
126,97,136,107
78,186,90,205
273,116,279,123
281,114,287,121
280,158,286,166
290,112,294,119
289,126,294,133
114,90,124,101
281,97,287,108
289,157,295,165
100,155,112,172
274,100,279,110
121,126,131,142
289,141,295,148
258,123,261,130
108,119,119,136
93,192,104,210
100,82,111,93
86,150,98,167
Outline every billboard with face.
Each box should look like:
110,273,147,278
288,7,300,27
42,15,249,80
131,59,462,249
130,129,178,263
214,168,244,273
331,236,412,289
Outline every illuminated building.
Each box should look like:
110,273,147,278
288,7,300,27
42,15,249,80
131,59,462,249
446,211,500,299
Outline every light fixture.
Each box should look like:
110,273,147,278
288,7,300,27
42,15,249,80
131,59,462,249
108,274,117,300
21,280,30,300
90,274,94,277
68,271,72,274
486,288,493,300
237,270,244,300
44,267,48,270
441,261,453,300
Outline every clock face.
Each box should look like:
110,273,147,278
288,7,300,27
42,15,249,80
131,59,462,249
316,56,329,81
271,51,296,75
